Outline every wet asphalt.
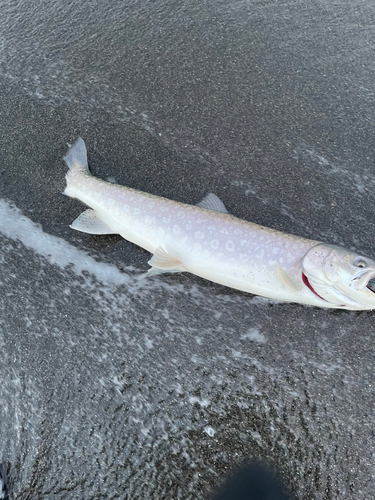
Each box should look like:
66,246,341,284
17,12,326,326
0,0,375,498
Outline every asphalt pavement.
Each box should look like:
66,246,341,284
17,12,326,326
0,1,374,498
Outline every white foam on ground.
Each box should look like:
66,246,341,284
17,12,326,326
0,199,130,285
240,328,266,344
204,427,215,437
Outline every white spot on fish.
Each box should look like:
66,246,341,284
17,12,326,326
145,216,156,224
240,253,249,263
173,225,180,235
211,239,219,249
226,240,234,251
195,231,205,239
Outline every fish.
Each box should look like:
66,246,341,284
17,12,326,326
63,137,375,310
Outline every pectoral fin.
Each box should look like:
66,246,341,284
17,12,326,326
70,209,117,234
148,246,185,274
276,265,303,292
197,193,228,213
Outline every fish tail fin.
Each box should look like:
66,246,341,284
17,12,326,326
63,137,91,196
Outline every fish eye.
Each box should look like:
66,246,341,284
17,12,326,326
354,257,367,268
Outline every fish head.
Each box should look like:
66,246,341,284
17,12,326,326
301,243,375,310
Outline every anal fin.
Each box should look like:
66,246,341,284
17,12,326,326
147,245,185,274
70,209,117,235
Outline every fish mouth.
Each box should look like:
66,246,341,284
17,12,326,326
352,270,375,293
366,276,375,293
301,272,327,302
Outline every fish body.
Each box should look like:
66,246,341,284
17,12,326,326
63,138,375,310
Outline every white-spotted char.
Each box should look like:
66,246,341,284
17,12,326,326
63,138,375,310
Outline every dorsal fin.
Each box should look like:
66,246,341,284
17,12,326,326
197,193,228,213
